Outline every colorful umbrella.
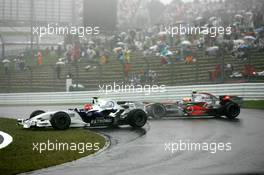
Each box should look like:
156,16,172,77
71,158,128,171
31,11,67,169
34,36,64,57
181,40,192,46
244,36,256,40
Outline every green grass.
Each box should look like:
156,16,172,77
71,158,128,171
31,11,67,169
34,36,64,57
0,118,106,175
243,100,264,110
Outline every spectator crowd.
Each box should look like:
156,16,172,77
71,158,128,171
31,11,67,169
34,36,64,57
2,0,264,83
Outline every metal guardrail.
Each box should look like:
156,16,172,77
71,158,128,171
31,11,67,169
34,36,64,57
0,83,263,105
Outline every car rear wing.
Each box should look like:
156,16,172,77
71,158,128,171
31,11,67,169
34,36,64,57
219,95,243,105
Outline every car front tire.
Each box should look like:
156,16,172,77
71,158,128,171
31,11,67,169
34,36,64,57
128,109,147,128
29,110,45,119
50,112,71,130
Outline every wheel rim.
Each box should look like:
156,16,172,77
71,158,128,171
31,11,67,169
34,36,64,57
229,105,239,117
135,115,144,124
57,116,67,125
134,112,146,126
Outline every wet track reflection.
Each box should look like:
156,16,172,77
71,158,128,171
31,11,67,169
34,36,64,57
1,107,263,175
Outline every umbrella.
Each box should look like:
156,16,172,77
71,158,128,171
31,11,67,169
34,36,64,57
113,47,123,53
255,27,264,33
175,20,186,24
181,40,192,46
88,41,95,45
230,72,243,78
234,39,245,45
56,61,65,65
238,44,250,49
165,50,173,56
206,46,219,52
120,32,127,37
244,36,256,40
57,41,64,45
257,71,264,76
2,59,10,63
72,83,84,88
206,46,219,56
245,11,253,15
209,16,217,21
158,31,167,36
117,42,126,46
195,16,203,21
235,14,243,18
149,45,158,51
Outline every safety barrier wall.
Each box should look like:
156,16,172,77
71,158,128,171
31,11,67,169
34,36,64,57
0,83,263,105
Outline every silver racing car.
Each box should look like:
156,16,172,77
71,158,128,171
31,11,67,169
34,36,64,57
17,97,147,130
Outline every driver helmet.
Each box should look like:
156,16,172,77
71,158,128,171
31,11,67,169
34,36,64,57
84,103,93,111
182,97,192,102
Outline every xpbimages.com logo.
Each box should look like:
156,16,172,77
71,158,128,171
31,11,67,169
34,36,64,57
32,140,101,154
98,82,166,95
0,131,13,149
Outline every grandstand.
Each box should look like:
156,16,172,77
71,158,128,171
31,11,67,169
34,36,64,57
0,49,263,93
1,0,264,93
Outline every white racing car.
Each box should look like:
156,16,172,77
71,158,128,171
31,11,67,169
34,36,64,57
17,97,147,130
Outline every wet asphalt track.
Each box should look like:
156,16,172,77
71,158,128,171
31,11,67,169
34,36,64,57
0,106,264,175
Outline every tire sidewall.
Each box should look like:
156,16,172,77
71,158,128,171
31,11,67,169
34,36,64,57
30,110,45,119
225,102,240,119
128,109,147,128
50,112,71,130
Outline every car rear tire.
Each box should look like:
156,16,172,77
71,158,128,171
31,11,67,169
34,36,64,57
50,112,71,130
225,102,240,119
147,103,166,119
30,110,45,119
128,109,147,128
